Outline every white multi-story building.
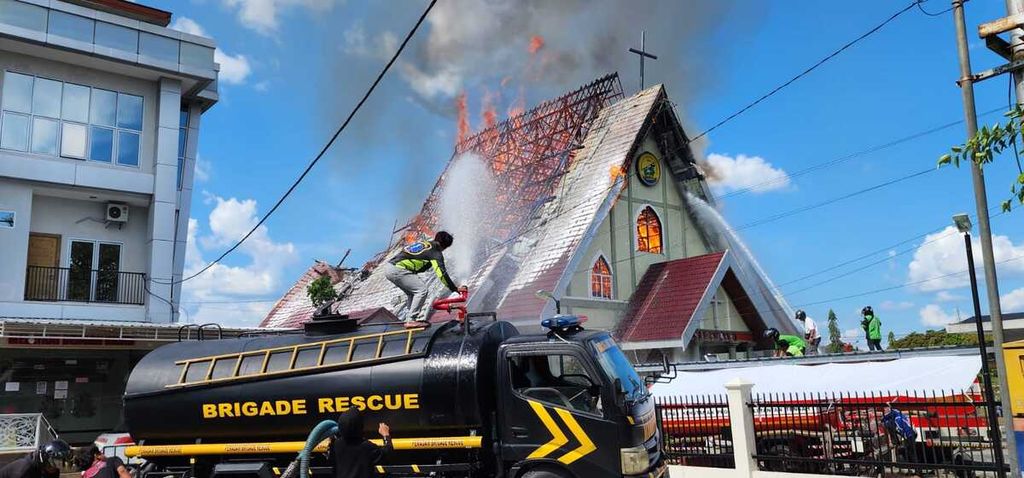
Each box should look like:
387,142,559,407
0,0,218,324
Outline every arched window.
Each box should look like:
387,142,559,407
591,256,612,299
636,206,663,254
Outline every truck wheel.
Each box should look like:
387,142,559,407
522,468,569,478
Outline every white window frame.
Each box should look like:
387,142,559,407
0,70,144,168
63,238,124,301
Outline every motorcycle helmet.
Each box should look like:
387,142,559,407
39,440,71,469
763,328,780,342
795,309,806,321
862,306,874,316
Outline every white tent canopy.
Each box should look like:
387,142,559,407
650,355,982,397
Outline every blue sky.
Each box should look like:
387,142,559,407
153,0,1024,343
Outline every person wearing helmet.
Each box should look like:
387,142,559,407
764,328,806,357
795,310,820,355
0,440,70,478
386,231,466,328
861,306,883,351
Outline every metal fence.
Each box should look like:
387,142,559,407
24,266,146,305
654,395,734,468
748,391,1002,477
0,413,56,453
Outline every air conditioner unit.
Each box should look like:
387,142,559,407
106,204,129,223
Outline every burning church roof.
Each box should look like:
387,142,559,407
261,73,794,338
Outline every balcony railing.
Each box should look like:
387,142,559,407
24,266,146,305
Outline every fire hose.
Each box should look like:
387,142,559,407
280,419,338,478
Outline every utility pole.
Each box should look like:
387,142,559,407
952,1,1020,475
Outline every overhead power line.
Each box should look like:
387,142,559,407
718,106,1005,199
690,1,922,143
736,168,934,230
157,0,438,286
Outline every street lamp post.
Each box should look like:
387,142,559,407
954,213,1007,477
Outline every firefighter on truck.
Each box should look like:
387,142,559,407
120,291,664,478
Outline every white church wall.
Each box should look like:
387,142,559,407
562,129,715,337
698,285,750,332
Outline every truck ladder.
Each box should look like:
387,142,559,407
167,327,426,388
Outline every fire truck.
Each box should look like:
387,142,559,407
120,292,663,478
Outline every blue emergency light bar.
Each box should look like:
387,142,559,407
541,315,587,330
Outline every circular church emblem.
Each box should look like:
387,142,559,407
636,152,661,187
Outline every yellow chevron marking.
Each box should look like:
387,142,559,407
272,468,281,476
554,408,597,465
411,465,421,473
376,466,385,474
526,400,568,459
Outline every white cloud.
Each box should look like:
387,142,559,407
222,0,336,35
908,226,1024,292
702,153,791,194
879,300,914,311
400,63,462,100
343,23,397,60
920,304,959,327
181,195,297,327
936,290,965,302
194,156,211,182
253,81,271,93
170,17,252,85
1003,287,1024,312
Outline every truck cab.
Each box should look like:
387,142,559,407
496,316,662,478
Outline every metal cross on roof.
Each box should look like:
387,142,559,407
628,30,658,90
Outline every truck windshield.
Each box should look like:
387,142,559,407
591,337,646,402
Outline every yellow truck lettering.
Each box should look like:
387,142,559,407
202,394,420,419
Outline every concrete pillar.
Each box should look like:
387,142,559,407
170,103,202,322
725,378,757,478
145,78,182,323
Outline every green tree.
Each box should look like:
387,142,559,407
941,105,1024,211
887,331,896,350
306,276,337,307
826,309,844,353
888,329,982,350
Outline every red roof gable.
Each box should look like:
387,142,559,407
615,252,726,343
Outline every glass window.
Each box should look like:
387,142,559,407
591,256,612,299
48,11,94,43
60,122,87,158
3,72,33,114
94,21,138,53
90,88,116,126
32,77,62,118
116,93,142,130
61,83,90,123
1,112,29,151
94,243,121,303
68,240,94,301
31,117,58,155
179,106,189,128
117,131,139,166
89,126,113,162
0,0,47,32
177,156,184,189
591,337,645,403
509,354,601,414
636,206,663,254
180,42,214,68
139,32,179,64
178,127,186,158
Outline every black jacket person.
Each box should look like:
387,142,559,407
385,231,463,327
0,440,70,478
329,410,392,478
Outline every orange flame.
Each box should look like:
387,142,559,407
609,164,626,183
528,35,545,54
481,89,497,130
456,91,470,145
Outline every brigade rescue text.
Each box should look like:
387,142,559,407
202,393,420,419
